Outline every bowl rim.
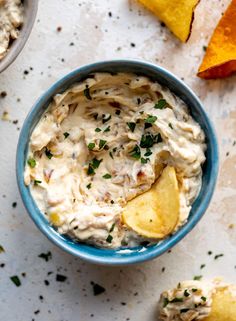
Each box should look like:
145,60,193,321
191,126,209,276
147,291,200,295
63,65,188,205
0,0,38,73
16,59,219,265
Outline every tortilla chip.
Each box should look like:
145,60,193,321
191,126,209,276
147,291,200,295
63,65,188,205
198,0,236,79
203,287,236,321
138,0,200,42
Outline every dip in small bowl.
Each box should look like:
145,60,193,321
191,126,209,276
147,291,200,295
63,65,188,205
16,60,219,265
0,0,38,73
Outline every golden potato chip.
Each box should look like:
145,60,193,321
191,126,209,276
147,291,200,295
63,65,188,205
203,287,236,321
137,0,200,42
122,166,180,239
198,0,236,79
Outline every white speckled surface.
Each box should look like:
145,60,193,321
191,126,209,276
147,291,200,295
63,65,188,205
0,0,236,320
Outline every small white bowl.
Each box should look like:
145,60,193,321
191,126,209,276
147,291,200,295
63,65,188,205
0,0,38,73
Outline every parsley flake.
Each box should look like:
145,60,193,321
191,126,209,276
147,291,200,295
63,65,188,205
88,142,95,150
27,158,36,168
95,127,101,132
0,245,5,253
103,173,112,179
127,122,136,132
84,86,92,100
193,275,202,281
144,148,152,157
63,132,70,138
34,180,42,185
104,126,110,132
86,183,92,189
45,148,53,159
10,275,21,287
171,297,183,303
109,223,115,232
38,251,52,262
99,139,107,150
106,234,113,243
163,298,169,307
102,114,111,124
141,157,148,164
91,282,106,296
87,158,103,175
184,289,190,297
145,115,157,124
129,144,141,160
154,99,167,109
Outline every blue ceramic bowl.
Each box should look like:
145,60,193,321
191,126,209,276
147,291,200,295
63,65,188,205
16,60,219,265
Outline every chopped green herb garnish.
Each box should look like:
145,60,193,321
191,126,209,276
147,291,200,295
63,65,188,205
38,251,52,262
109,223,115,232
45,148,53,159
170,297,183,303
34,180,42,185
129,144,141,160
104,126,110,132
102,114,111,124
168,123,173,129
106,234,113,243
27,158,36,168
214,254,224,260
193,275,202,281
10,275,21,287
109,151,114,159
87,158,103,175
140,133,162,148
87,164,95,175
141,157,148,164
200,264,206,269
88,142,95,150
192,288,198,292
201,296,207,302
0,245,5,253
163,298,169,307
145,115,157,124
91,282,106,296
154,99,167,109
184,289,190,297
95,127,101,132
86,183,92,189
92,158,102,169
103,173,112,179
56,274,67,282
63,132,70,138
127,122,136,132
144,148,152,157
84,86,92,100
99,139,107,150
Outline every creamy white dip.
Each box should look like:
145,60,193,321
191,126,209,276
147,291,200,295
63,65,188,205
0,0,23,60
24,73,206,248
159,279,236,321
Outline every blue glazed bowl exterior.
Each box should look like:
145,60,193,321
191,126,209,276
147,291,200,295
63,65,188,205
16,60,219,265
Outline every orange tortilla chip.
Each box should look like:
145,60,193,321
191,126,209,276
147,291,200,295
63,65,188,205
137,0,200,42
198,0,236,79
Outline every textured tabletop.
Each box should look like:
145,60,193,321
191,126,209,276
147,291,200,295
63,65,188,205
0,0,235,320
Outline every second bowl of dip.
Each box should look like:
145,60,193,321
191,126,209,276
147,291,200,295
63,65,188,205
0,0,38,73
16,60,219,265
